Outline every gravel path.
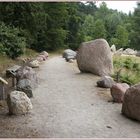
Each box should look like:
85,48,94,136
0,55,140,138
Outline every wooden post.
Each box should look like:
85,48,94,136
12,77,17,89
0,77,8,100
6,65,21,88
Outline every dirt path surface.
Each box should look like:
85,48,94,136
0,55,140,138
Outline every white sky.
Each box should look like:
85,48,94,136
96,1,137,14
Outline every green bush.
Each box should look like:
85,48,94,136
0,22,26,59
123,58,134,69
113,56,140,85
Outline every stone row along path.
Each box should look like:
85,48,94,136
0,55,140,138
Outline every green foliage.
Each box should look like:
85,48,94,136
129,2,140,50
113,56,140,85
66,3,84,50
43,3,69,51
93,19,107,39
81,15,95,40
0,22,26,59
111,25,129,49
0,2,139,57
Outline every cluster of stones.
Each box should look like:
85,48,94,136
111,44,140,57
1,51,48,115
27,51,49,68
76,38,140,121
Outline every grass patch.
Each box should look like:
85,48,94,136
21,48,39,58
0,48,39,75
113,55,140,85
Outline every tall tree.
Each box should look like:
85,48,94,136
66,3,84,50
81,15,95,41
43,2,68,50
93,19,107,39
111,25,129,49
129,2,140,50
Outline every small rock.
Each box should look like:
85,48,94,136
28,60,39,68
36,55,46,62
111,83,129,103
16,66,38,89
68,59,74,63
97,76,115,88
7,90,33,115
63,49,77,61
123,48,137,55
106,126,112,129
17,79,33,98
110,44,116,53
40,51,49,59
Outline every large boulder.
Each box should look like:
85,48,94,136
17,79,33,98
76,39,113,76
7,90,33,115
63,49,77,61
111,83,129,103
97,76,115,88
16,66,38,88
122,84,140,121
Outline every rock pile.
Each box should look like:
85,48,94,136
5,50,49,115
113,47,137,56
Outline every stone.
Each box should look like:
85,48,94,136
63,49,77,61
114,48,123,56
110,44,116,53
111,83,129,103
6,65,21,78
28,60,39,68
7,90,33,115
68,59,74,63
16,66,38,88
122,84,140,121
123,48,137,55
76,39,113,76
17,79,33,98
40,51,49,59
36,56,44,62
37,55,47,61
97,76,115,88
